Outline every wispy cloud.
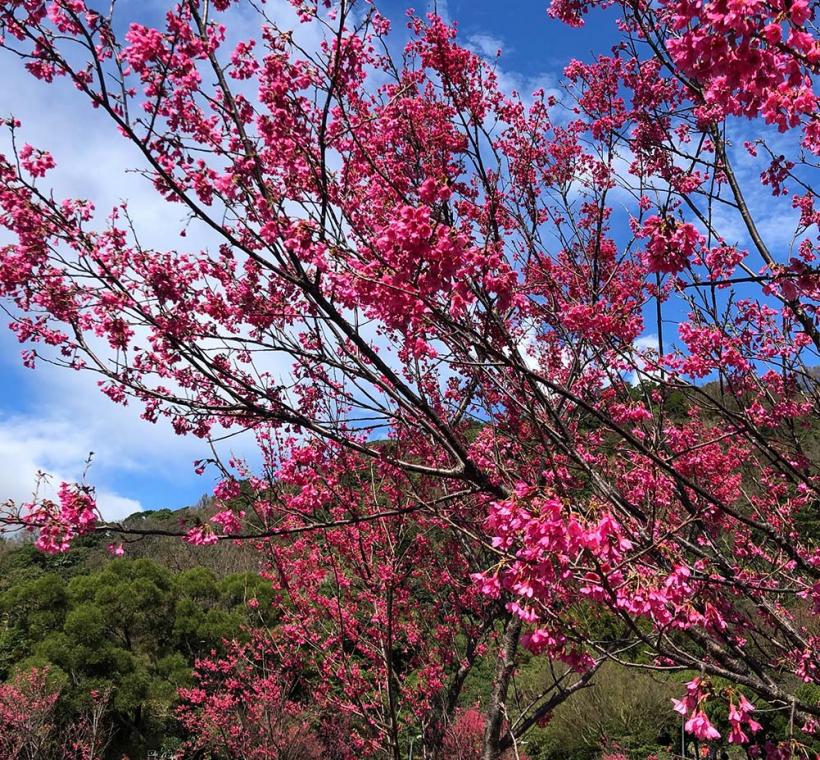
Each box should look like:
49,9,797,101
0,410,142,520
466,32,506,58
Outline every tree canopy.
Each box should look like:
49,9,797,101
0,0,819,757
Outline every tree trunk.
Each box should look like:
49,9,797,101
482,615,521,760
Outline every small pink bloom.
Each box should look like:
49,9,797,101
107,543,125,557
685,712,721,741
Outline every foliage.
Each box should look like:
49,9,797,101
0,550,275,757
0,666,111,760
522,664,679,759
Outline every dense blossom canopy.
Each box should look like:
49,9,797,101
0,0,818,757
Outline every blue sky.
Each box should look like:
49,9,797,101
0,1,799,519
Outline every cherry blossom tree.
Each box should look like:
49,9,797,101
177,637,327,759
0,0,818,757
0,667,111,759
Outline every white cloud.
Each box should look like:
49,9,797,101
628,333,662,386
0,340,269,519
0,413,142,520
0,317,265,509
462,28,559,106
467,33,506,58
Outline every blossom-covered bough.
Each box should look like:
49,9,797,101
0,0,818,757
